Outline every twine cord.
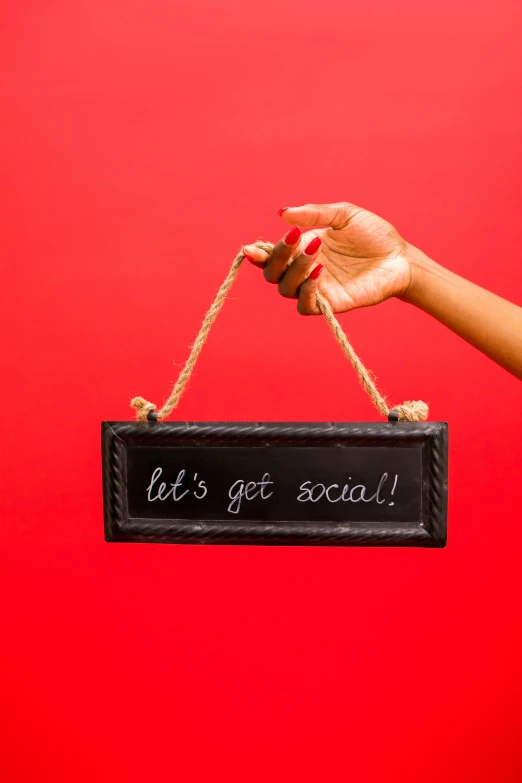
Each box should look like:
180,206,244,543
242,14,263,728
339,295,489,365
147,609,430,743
131,241,428,423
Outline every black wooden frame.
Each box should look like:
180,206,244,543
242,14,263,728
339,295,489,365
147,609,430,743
102,421,448,547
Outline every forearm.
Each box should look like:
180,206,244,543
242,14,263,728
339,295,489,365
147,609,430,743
401,244,522,380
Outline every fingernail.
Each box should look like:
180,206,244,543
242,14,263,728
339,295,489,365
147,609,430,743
283,226,301,246
309,263,324,280
278,206,292,216
304,236,322,255
243,253,255,264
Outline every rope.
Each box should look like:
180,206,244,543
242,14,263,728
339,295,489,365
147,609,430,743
131,241,428,423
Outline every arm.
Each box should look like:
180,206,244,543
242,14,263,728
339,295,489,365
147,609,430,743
403,244,522,380
242,201,522,382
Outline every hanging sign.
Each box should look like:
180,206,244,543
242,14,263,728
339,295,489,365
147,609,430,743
102,421,448,547
103,241,448,548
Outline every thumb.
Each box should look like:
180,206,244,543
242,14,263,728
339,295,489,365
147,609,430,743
279,201,362,230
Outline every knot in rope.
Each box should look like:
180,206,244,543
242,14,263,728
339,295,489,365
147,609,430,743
130,396,157,423
390,400,429,422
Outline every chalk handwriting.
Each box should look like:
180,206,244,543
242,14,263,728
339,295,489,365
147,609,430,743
147,467,208,502
297,473,398,505
228,473,274,514
145,468,399,512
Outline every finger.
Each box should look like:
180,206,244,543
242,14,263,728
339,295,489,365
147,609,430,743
278,202,362,230
278,235,323,299
263,226,303,284
297,260,325,316
242,243,270,268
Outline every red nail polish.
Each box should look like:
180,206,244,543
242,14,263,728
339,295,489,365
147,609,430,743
278,206,292,216
309,263,324,280
243,253,255,264
304,236,322,255
283,226,301,245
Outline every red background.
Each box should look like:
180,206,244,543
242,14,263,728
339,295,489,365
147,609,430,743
1,1,521,780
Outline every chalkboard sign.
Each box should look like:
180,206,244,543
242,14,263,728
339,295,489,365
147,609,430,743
102,421,448,547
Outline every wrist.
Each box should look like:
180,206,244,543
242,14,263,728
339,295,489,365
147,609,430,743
399,243,439,307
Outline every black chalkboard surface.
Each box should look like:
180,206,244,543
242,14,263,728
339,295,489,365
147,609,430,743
102,421,448,547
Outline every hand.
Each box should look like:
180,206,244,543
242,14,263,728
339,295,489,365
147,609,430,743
242,201,411,314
